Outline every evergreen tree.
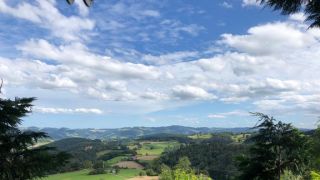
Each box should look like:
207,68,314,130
238,113,311,180
0,97,69,180
260,0,320,28
311,125,320,171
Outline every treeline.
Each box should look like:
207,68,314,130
152,135,247,180
139,133,192,143
45,137,135,173
151,113,320,180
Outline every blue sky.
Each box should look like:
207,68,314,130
0,0,319,128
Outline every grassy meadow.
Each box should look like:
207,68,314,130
136,141,179,156
44,169,141,180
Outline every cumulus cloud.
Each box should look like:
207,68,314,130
172,85,216,100
3,17,320,116
242,0,261,7
18,39,161,80
142,51,199,65
0,0,94,41
220,22,316,55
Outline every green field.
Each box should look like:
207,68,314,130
137,141,179,156
44,169,140,180
106,155,129,165
96,150,111,158
188,134,212,139
231,133,250,143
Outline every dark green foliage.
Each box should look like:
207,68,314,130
139,170,147,176
159,134,247,180
88,160,107,175
159,157,212,180
83,160,93,169
310,126,320,171
46,137,136,173
98,149,135,161
145,168,157,176
88,168,105,175
92,160,105,169
0,97,69,180
260,0,320,28
238,113,311,180
48,138,107,162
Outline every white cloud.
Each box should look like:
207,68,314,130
18,39,161,80
242,0,261,7
208,110,248,119
220,2,233,9
1,1,320,125
289,13,306,22
196,56,226,72
158,20,205,39
143,51,199,65
208,114,226,119
0,0,94,41
74,0,89,16
35,107,103,114
220,22,316,55
109,2,160,20
3,18,319,118
0,1,42,23
172,85,216,100
140,90,169,101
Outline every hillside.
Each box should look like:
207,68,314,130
24,125,252,140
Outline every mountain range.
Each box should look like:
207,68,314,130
23,125,253,140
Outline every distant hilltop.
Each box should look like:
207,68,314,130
22,125,255,140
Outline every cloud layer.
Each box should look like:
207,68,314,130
0,0,319,127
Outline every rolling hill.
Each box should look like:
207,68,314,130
23,125,252,140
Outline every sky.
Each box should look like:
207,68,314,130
0,0,319,129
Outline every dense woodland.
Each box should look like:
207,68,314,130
158,137,247,179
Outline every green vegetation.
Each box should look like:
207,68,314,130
238,113,311,180
230,133,250,143
311,171,320,180
45,169,140,180
96,150,111,158
26,126,250,141
158,134,246,179
137,141,179,156
159,157,211,180
188,133,212,139
280,170,303,180
106,155,129,165
44,138,135,173
5,100,320,180
0,97,69,180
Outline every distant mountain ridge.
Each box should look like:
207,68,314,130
23,125,253,140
